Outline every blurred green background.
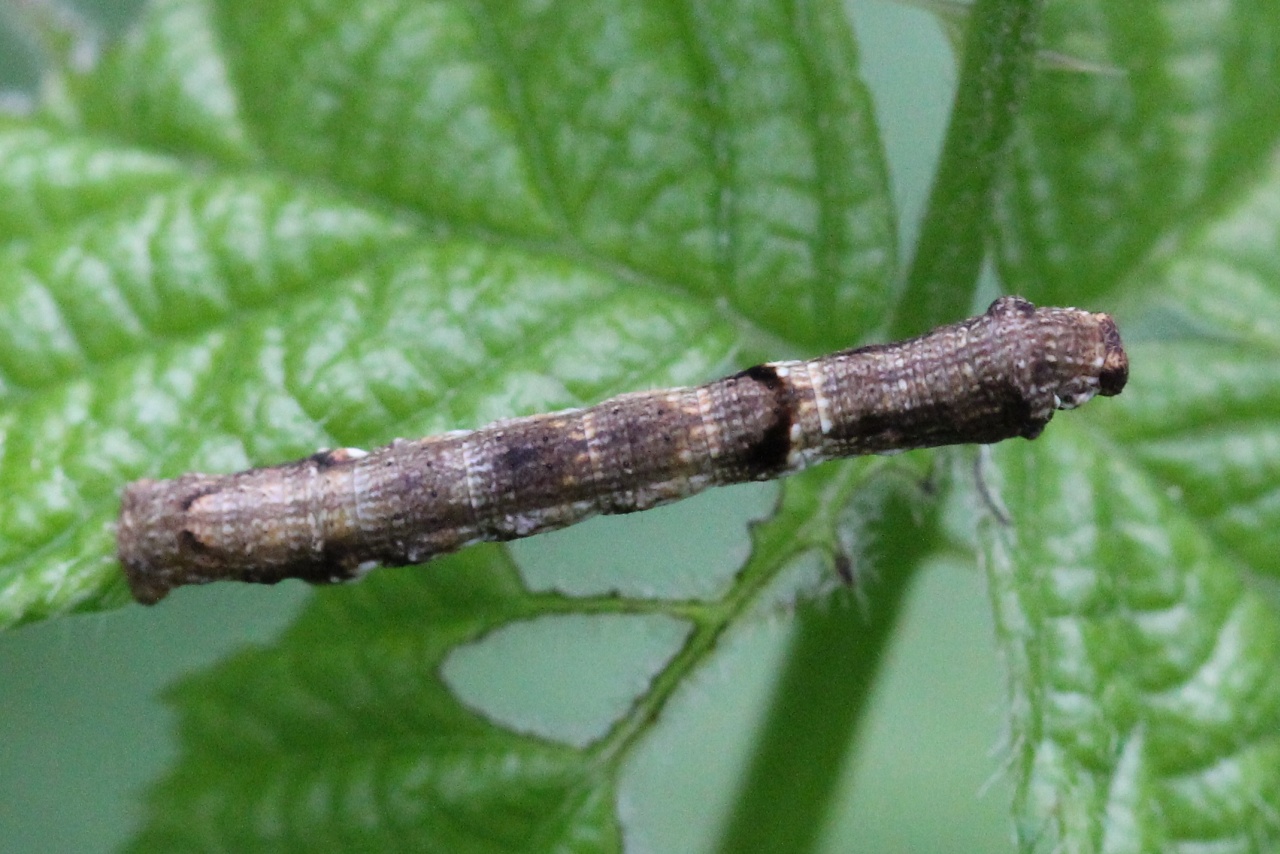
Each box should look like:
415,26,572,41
0,2,1015,851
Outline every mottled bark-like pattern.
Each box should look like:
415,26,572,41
118,296,1128,603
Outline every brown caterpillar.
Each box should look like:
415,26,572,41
118,296,1128,604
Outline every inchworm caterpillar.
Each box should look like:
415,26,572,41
118,296,1128,603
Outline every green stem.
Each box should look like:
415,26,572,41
892,0,1047,338
713,472,940,854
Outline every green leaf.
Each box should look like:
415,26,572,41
986,415,1280,852
68,0,255,164
985,177,1280,852
995,0,1280,307
128,547,631,852
983,1,1280,850
0,127,185,240
1,0,893,627
70,0,896,348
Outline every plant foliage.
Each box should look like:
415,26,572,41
0,0,1277,851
